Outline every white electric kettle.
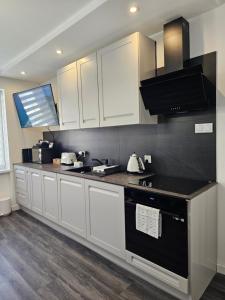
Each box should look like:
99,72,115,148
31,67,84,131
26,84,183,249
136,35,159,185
127,153,145,174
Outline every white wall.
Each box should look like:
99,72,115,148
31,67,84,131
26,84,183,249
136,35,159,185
0,77,42,208
151,4,225,274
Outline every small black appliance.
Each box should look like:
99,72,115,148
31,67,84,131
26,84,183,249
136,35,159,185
22,148,32,163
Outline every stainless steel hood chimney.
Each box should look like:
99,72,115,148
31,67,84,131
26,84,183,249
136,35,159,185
140,17,211,116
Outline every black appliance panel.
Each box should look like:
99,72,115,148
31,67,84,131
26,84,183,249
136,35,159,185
140,66,209,115
125,188,188,278
140,42,216,116
129,174,210,195
22,148,32,163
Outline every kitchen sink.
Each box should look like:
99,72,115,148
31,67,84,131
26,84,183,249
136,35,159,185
65,164,121,177
65,166,92,174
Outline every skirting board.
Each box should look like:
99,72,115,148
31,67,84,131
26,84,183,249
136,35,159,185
217,264,225,275
20,207,192,300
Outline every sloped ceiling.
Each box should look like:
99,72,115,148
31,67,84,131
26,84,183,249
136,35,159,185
0,0,224,82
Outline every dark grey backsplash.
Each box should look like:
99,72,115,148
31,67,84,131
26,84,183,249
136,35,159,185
44,110,216,181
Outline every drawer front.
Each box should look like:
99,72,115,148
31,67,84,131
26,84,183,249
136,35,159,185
14,167,26,180
16,192,30,209
15,176,27,192
126,251,188,294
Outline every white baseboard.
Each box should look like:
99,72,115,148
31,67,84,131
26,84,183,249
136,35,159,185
11,203,20,211
217,264,225,275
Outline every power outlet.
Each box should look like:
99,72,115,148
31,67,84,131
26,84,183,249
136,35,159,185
195,123,213,134
144,155,152,164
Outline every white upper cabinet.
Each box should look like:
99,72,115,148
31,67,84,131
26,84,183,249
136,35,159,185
57,32,157,129
77,53,100,128
97,32,157,127
57,62,80,130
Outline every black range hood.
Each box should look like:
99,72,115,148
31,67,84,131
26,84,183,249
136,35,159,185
140,17,211,116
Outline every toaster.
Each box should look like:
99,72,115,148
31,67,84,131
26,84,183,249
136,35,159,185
61,152,77,165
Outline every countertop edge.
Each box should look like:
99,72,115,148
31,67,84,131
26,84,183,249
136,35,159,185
13,163,217,200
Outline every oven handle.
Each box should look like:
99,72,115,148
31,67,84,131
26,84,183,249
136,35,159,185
125,199,185,221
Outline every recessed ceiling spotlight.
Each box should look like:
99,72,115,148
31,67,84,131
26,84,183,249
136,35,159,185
56,49,63,55
129,5,139,14
20,71,26,75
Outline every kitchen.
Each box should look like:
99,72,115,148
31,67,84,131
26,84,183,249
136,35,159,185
0,1,224,300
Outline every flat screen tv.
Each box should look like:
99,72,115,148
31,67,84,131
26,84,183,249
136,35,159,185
13,84,59,128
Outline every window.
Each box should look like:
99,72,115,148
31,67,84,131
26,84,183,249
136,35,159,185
0,90,10,172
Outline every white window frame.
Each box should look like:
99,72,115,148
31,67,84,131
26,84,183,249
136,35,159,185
0,89,10,173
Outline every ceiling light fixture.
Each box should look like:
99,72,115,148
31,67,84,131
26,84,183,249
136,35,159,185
129,5,139,14
56,49,63,55
20,71,26,75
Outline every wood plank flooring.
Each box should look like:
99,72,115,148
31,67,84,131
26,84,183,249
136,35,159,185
0,211,224,300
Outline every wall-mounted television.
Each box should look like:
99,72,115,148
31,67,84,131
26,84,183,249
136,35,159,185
13,84,59,128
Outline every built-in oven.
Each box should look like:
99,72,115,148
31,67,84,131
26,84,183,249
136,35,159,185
125,188,188,278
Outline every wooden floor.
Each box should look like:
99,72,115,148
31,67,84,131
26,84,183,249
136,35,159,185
0,211,224,300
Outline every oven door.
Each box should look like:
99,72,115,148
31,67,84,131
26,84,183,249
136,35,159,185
125,188,188,278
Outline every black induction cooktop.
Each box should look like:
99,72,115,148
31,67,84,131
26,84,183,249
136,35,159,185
129,174,212,195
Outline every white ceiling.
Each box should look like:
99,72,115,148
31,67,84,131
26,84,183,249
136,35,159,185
0,0,92,66
1,0,224,83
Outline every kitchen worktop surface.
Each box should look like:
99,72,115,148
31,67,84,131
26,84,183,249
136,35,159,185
14,163,216,200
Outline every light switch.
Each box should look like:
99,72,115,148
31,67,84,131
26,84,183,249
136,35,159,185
195,123,213,134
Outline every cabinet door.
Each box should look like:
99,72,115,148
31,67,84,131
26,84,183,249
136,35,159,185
85,180,125,258
42,172,58,223
98,33,139,127
30,169,43,215
58,174,86,237
57,62,80,130
77,53,100,128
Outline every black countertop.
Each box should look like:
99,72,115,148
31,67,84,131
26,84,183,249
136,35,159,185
128,174,213,196
14,163,216,200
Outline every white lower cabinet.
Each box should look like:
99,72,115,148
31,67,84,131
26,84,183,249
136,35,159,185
14,165,216,298
30,169,43,215
15,170,27,192
14,167,125,259
57,174,86,237
85,180,125,258
42,172,58,223
14,166,31,209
